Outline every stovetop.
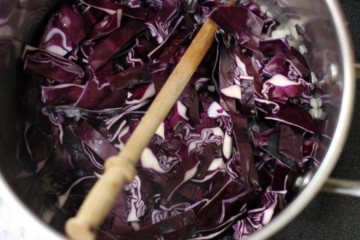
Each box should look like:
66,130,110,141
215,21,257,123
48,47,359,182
0,1,359,240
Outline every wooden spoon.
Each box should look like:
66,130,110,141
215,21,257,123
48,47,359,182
65,4,236,239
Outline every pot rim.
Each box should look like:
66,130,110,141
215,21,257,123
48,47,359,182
247,0,356,239
0,175,65,239
0,0,356,240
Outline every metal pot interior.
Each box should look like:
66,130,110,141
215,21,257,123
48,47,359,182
0,0,354,239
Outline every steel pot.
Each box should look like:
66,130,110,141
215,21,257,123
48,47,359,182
0,0,356,239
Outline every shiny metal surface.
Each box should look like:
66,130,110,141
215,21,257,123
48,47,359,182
0,176,65,240
0,0,355,240
322,178,360,197
356,63,360,78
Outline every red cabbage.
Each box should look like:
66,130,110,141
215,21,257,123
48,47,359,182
20,0,338,239
42,84,85,105
40,3,88,56
23,46,85,84
88,19,146,70
145,0,181,44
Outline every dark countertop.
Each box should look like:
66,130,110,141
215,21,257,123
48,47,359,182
275,1,360,239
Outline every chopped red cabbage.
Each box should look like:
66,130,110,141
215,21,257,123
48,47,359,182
40,3,88,56
20,0,339,239
23,46,85,84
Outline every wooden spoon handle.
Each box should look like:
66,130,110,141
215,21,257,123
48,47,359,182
65,156,136,240
116,18,218,166
65,19,218,240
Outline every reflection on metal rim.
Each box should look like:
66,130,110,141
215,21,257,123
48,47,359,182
0,0,355,239
0,174,65,240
